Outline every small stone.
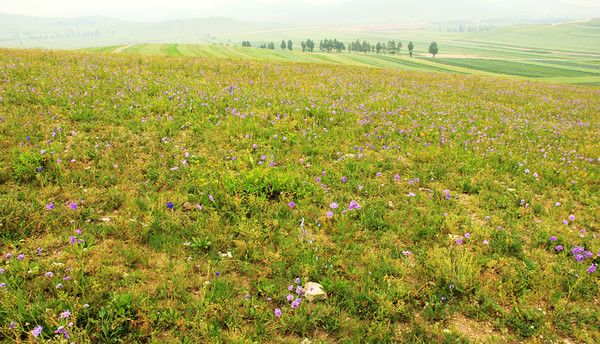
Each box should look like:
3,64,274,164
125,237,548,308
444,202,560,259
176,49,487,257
220,251,233,258
304,282,327,302
100,217,111,222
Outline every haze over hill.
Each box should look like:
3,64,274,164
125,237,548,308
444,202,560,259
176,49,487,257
2,0,600,23
1,11,599,51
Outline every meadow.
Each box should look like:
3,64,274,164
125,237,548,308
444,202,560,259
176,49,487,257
0,48,599,343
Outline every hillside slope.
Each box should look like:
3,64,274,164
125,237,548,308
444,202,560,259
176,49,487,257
0,49,599,342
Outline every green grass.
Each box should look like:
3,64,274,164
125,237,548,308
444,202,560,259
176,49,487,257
432,58,600,78
83,41,600,85
0,48,599,343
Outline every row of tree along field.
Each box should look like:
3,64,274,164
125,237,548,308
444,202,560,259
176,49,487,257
253,39,439,57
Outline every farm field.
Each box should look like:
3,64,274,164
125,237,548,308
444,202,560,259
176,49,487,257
0,48,599,342
84,35,600,85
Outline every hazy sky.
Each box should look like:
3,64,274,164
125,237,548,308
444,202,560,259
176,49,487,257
2,0,600,21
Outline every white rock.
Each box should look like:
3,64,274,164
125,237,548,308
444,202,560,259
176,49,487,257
304,282,327,302
220,251,233,258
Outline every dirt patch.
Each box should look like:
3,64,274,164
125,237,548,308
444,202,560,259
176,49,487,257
450,314,497,343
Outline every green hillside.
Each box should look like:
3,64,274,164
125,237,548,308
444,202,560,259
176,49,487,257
85,41,600,85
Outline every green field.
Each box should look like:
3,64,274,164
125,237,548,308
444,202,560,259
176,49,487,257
81,19,600,85
1,48,599,342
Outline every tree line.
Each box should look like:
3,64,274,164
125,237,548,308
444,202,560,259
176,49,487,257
242,39,439,58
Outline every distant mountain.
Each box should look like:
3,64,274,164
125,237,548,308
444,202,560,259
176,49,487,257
195,0,600,24
0,13,285,48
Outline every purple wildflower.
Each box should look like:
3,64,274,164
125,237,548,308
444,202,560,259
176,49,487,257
287,294,294,302
55,326,70,339
17,254,25,261
31,325,43,337
36,247,42,255
407,192,416,197
291,299,301,309
166,202,174,209
549,236,557,242
587,264,597,274
0,283,6,288
568,214,575,221
288,285,294,291
329,202,338,209
45,203,55,210
69,236,77,245
288,201,296,209
68,202,78,210
464,233,471,239
274,308,282,318
444,190,451,200
59,310,71,319
9,321,15,329
326,211,334,219
341,176,348,183
209,194,214,202
348,200,361,210
563,220,569,225
295,278,301,284
455,238,463,245
45,271,54,277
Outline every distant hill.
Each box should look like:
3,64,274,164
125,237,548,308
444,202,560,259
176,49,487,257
0,13,285,48
1,12,598,55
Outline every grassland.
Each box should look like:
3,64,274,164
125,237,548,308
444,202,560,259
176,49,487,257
0,48,599,343
84,25,600,86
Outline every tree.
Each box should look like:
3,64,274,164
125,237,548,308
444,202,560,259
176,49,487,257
306,39,315,52
361,41,369,54
428,42,438,58
396,41,402,54
408,41,414,57
268,42,275,50
281,40,286,49
301,41,306,52
287,40,293,51
387,40,396,54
